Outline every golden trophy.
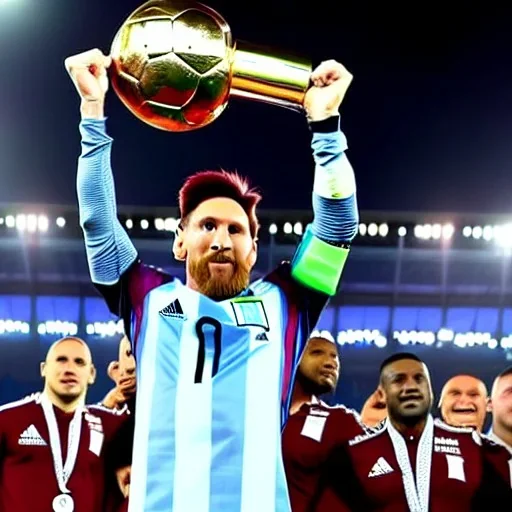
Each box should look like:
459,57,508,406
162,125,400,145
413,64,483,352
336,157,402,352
110,0,312,131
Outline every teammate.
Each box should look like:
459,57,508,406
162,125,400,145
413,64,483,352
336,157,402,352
438,374,488,431
327,353,512,511
102,335,136,412
283,336,368,512
0,336,129,511
65,48,358,512
488,366,512,453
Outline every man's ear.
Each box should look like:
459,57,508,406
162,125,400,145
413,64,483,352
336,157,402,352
173,226,187,262
107,361,119,383
89,364,97,386
247,238,257,268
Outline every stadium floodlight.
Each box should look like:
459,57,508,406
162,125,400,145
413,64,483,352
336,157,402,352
462,226,472,237
378,223,388,237
442,224,454,240
154,218,165,231
164,217,178,232
494,223,512,248
472,226,483,239
367,223,378,236
38,215,48,232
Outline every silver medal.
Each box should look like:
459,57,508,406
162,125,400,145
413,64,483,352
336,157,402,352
52,493,74,512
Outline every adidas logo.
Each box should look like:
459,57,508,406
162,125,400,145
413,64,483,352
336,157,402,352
255,331,268,341
18,424,46,446
368,457,394,478
159,299,185,319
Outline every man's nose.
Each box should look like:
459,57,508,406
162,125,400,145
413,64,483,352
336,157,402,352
458,395,474,406
211,227,232,251
403,378,420,391
323,358,338,370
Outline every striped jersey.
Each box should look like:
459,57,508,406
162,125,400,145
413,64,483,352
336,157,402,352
97,260,328,512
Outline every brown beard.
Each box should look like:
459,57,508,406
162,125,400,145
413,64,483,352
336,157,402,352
188,251,251,300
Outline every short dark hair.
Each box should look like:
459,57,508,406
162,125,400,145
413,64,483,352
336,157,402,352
379,352,424,375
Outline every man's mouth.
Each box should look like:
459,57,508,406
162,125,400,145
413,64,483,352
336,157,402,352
400,395,423,406
60,378,78,385
320,370,336,379
452,407,477,415
208,254,235,264
119,377,135,386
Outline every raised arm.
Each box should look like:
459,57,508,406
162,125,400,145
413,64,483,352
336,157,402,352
291,60,358,297
65,49,137,288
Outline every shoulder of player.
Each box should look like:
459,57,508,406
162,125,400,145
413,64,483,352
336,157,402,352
86,403,130,419
137,262,175,287
433,418,476,436
347,420,388,446
319,403,364,421
0,392,41,416
433,418,482,445
479,432,511,454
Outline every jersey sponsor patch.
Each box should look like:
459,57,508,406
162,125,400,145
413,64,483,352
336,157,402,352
231,297,269,330
89,429,104,457
445,454,466,482
300,414,327,442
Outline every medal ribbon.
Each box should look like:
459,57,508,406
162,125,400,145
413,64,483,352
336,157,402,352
387,414,433,512
41,393,83,493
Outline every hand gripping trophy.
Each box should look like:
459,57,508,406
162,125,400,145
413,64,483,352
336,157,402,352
109,0,312,131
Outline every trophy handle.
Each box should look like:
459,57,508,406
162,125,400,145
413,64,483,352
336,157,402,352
230,41,312,112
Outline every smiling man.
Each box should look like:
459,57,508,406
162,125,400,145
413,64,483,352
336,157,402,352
439,374,488,431
0,337,129,512
325,353,512,511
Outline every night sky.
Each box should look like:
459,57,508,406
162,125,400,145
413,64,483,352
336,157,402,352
1,1,512,213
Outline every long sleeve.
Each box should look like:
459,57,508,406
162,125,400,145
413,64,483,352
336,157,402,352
290,115,359,296
310,115,359,244
77,118,138,286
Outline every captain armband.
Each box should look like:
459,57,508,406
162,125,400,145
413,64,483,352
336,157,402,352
291,226,350,296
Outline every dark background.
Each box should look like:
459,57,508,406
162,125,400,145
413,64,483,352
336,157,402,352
1,1,512,212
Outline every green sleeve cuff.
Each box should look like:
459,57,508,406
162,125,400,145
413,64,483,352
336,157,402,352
291,225,350,296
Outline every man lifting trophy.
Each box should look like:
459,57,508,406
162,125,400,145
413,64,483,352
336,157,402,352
65,0,359,510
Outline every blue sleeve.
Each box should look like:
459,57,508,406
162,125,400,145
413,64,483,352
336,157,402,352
77,118,138,286
310,117,359,244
